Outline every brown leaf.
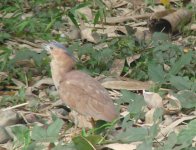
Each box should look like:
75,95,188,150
102,80,153,90
84,23,127,38
143,91,163,108
0,110,21,127
12,78,26,88
145,108,156,124
126,54,141,67
190,24,196,31
32,78,54,88
109,59,125,76
0,72,8,82
103,143,137,150
162,115,173,126
164,94,181,115
103,0,128,9
80,27,100,43
106,14,151,24
0,91,16,96
77,7,93,21
156,115,196,142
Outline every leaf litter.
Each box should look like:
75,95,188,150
0,0,195,149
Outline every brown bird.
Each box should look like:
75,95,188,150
44,41,118,123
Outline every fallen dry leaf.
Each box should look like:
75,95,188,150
162,115,173,126
80,27,100,43
84,23,127,37
12,78,26,88
109,59,125,76
32,78,53,88
103,0,128,9
77,6,93,21
0,110,21,127
126,54,141,67
120,110,130,117
134,27,152,43
190,24,196,31
102,80,152,90
103,143,137,150
143,91,163,108
106,14,151,24
145,108,156,124
148,5,166,12
94,43,108,50
164,94,181,114
156,115,196,142
0,91,16,96
0,72,8,82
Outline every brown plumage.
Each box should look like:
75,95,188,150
45,41,117,122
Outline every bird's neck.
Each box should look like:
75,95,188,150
50,57,75,89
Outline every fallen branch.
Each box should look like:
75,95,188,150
105,13,152,24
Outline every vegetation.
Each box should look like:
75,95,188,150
0,0,195,149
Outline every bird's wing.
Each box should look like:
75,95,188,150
59,70,117,121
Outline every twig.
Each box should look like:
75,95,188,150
105,13,152,24
10,38,42,48
17,110,50,117
2,102,28,111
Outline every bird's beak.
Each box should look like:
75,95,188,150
42,42,79,62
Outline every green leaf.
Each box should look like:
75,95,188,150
148,124,159,138
93,120,111,134
148,63,165,83
85,135,103,145
52,143,77,150
160,132,177,150
152,32,170,46
8,49,48,68
45,19,56,32
31,126,47,141
0,47,12,71
17,20,30,32
127,92,146,116
177,119,196,145
67,2,91,28
118,90,146,120
11,125,31,147
26,142,45,150
94,0,105,8
137,139,152,150
169,75,193,91
114,124,158,143
47,118,64,137
93,10,100,25
114,127,149,143
0,32,11,42
67,11,79,28
153,108,163,123
31,118,64,142
175,90,196,108
73,136,96,150
118,90,132,103
169,51,192,75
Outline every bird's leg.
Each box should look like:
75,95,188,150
69,110,94,129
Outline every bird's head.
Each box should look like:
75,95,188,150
44,41,77,61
